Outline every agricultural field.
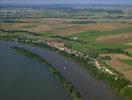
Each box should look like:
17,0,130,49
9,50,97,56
1,4,132,82
68,26,132,81
100,54,132,81
1,4,132,100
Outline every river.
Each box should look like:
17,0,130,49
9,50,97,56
0,41,120,100
0,41,71,100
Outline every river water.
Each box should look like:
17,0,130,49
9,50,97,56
0,41,71,100
0,41,120,100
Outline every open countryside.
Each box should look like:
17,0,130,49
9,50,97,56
0,0,132,100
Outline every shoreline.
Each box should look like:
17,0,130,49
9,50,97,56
0,35,132,100
11,46,82,100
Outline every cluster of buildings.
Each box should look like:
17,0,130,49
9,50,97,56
46,40,79,56
45,40,118,79
45,40,95,62
95,60,117,80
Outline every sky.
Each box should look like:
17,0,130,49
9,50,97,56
1,0,132,5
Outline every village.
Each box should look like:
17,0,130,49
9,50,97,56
47,40,119,78
34,38,118,79
14,36,132,88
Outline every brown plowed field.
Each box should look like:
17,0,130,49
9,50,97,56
96,32,132,44
100,54,132,81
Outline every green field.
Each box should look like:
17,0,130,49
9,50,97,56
66,26,132,52
120,59,132,66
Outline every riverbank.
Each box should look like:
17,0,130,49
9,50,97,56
0,40,121,100
11,46,82,100
1,35,132,100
